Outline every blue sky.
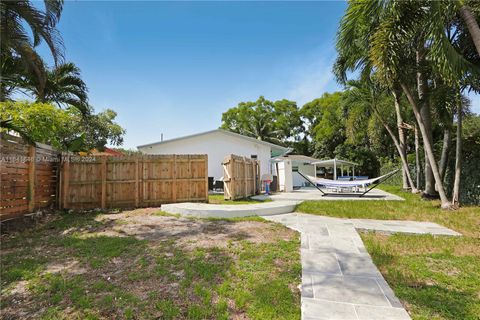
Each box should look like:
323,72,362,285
39,1,479,148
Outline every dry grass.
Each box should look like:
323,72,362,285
1,209,300,320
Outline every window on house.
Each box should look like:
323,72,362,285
251,155,257,159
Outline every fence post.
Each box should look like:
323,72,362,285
172,155,177,203
101,156,107,208
204,155,208,202
28,145,36,212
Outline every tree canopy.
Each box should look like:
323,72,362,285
0,101,125,151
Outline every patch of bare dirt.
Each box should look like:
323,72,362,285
95,209,296,248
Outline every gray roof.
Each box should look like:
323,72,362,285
137,129,291,152
271,154,321,164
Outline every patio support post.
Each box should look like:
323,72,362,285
333,159,337,180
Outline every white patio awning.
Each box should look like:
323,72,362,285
311,158,358,167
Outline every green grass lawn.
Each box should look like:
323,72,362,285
296,186,480,320
208,194,271,205
1,210,300,320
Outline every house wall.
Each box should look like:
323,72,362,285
138,131,272,179
293,163,315,187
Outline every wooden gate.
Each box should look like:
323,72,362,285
222,154,259,200
60,154,208,209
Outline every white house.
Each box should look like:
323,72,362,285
137,129,290,181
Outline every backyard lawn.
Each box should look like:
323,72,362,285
0,209,300,320
296,186,480,320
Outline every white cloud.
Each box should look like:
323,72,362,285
285,48,338,106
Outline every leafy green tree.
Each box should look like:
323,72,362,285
300,92,345,158
221,96,303,146
0,0,64,100
0,101,125,151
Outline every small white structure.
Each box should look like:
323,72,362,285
273,156,359,191
272,155,321,190
137,129,290,180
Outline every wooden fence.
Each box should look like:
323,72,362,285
0,134,59,221
222,154,259,200
60,154,208,209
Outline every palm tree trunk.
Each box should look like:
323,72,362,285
371,104,417,193
392,87,409,189
401,82,451,208
452,92,463,207
439,124,452,181
415,124,421,189
416,49,436,196
459,5,480,56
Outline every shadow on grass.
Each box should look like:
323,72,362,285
362,233,480,320
396,283,478,319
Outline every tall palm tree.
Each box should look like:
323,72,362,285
0,0,64,100
27,62,89,113
346,79,418,193
369,0,480,208
333,0,416,192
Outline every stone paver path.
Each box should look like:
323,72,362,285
262,213,461,320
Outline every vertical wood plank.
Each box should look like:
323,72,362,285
243,156,247,198
101,156,107,208
143,156,148,205
56,153,62,209
187,155,191,200
172,155,177,203
204,155,208,202
62,154,70,209
28,145,36,212
135,157,139,207
230,155,236,200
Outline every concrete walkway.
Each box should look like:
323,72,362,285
262,213,461,320
161,200,299,218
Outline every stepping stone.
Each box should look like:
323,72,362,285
310,274,391,307
355,305,411,320
302,251,342,275
302,298,357,320
336,253,383,277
